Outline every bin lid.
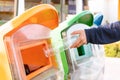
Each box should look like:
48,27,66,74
94,13,103,26
67,11,93,27
5,4,58,37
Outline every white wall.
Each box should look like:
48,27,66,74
76,0,83,14
106,0,118,23
88,0,118,24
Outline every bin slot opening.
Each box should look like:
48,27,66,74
77,46,85,56
20,41,50,75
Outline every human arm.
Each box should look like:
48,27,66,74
70,21,120,48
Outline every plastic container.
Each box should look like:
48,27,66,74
45,34,79,53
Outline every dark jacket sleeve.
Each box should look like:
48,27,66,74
85,21,120,44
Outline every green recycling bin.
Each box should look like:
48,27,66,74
50,10,94,80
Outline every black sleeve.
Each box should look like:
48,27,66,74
85,21,120,44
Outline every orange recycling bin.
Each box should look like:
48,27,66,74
0,4,59,80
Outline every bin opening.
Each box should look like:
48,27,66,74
77,47,85,56
20,40,51,75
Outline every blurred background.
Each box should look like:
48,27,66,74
0,0,119,24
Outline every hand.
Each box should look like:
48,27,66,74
70,29,87,48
